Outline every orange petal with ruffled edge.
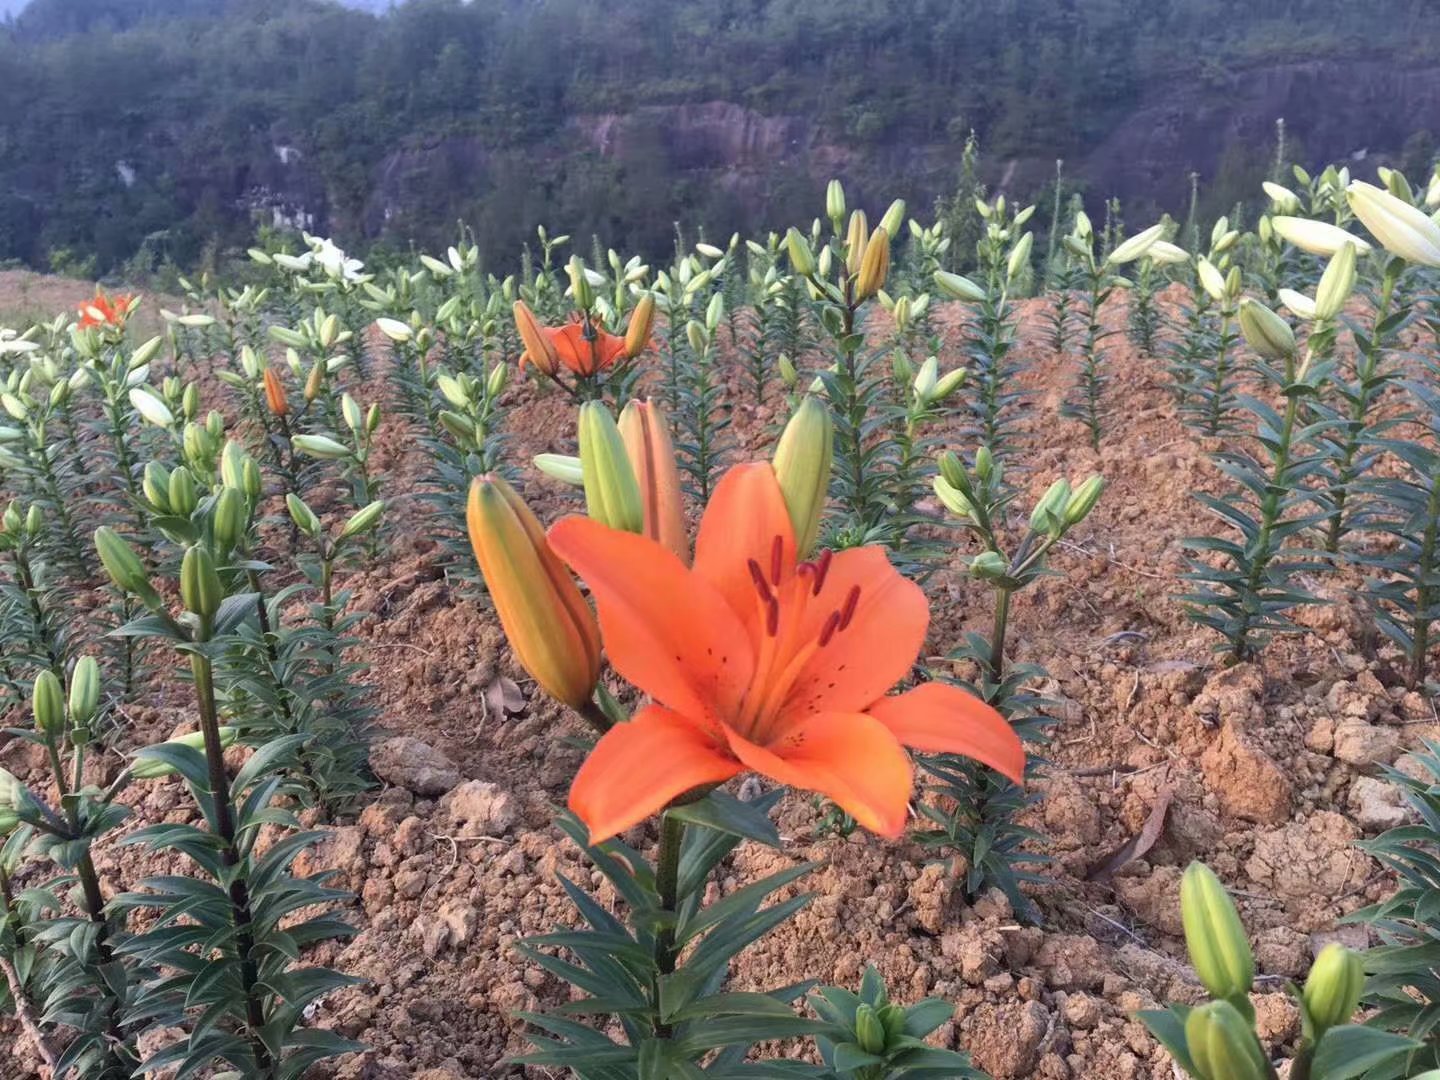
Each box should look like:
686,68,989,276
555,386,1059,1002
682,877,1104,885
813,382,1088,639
569,706,742,843
779,545,928,717
549,515,754,723
723,712,913,837
866,682,1025,784
692,463,797,631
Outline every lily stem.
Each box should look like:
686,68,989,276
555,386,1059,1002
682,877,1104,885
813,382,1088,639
652,812,686,1038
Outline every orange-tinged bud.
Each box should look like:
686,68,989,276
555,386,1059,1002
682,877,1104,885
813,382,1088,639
467,475,601,709
262,366,289,416
624,293,656,360
856,226,891,300
304,361,324,403
514,300,559,375
618,398,689,565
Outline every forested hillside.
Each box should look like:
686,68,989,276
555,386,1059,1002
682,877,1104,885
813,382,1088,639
1,0,1435,273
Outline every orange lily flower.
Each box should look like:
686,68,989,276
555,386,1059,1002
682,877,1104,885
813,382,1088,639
77,290,135,330
513,302,633,378
548,462,1025,843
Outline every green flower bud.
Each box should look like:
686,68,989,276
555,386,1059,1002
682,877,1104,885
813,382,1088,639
142,461,172,511
212,486,248,555
772,396,834,558
534,453,585,486
879,199,906,242
778,354,798,388
912,357,938,403
1237,299,1296,360
286,494,322,538
933,475,973,519
567,256,595,309
180,544,223,619
826,179,846,225
68,656,100,729
1007,231,1034,281
1302,944,1364,1036
2,501,20,534
95,527,162,609
892,351,915,384
1185,1001,1269,1080
578,402,644,535
934,270,987,303
686,320,708,355
1180,862,1255,1001
974,445,995,482
24,505,42,537
32,670,64,738
970,550,1007,582
1314,241,1358,321
854,1003,887,1056
487,362,509,399
129,387,173,428
131,728,238,780
932,368,966,403
785,228,816,277
181,382,199,420
167,465,197,517
339,500,385,541
1065,475,1105,526
1029,479,1072,537
291,434,351,460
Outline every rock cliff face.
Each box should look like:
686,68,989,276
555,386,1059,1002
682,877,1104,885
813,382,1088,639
236,55,1438,245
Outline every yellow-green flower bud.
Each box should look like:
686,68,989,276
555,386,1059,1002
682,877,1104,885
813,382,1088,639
339,500,385,541
286,494,322,537
578,402,644,535
934,270,987,303
291,434,351,460
167,465,198,517
143,462,171,511
786,227,816,277
1196,258,1229,304
219,441,248,491
1029,479,1072,537
181,382,199,420
686,320,708,355
487,362,509,399
932,368,966,403
845,210,870,277
1237,299,1296,360
1007,232,1034,281
131,727,238,779
1302,944,1364,1036
912,357,938,403
32,670,64,738
1314,241,1358,321
1181,862,1255,1001
892,351,915,384
826,179,846,225
567,256,595,309
535,453,585,487
69,656,100,728
778,354,798,387
129,387,174,428
1065,475,1104,526
772,395,834,558
180,544,223,620
854,1004,887,1055
212,486,247,555
1185,1001,1269,1080
2,501,20,534
95,527,162,610
879,199,906,241
970,550,1007,582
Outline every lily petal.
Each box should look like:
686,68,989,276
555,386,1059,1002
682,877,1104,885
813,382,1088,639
693,463,797,629
550,515,754,722
782,546,928,716
570,706,742,843
867,682,1025,785
725,712,913,837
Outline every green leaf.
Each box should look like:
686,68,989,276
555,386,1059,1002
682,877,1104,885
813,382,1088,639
1310,1025,1420,1079
666,791,780,847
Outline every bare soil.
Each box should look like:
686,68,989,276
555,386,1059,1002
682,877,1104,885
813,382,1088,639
0,284,1424,1079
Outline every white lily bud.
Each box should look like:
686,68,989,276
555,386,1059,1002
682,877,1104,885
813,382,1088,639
1107,222,1166,265
1347,180,1440,267
1271,216,1372,258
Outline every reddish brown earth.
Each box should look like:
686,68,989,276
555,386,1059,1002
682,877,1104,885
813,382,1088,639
0,282,1424,1078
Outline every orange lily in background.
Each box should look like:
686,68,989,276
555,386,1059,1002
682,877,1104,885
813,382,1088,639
77,289,135,330
548,462,1025,843
513,301,646,378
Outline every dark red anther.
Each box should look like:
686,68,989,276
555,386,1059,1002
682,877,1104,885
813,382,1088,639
765,596,780,637
769,535,784,586
811,549,833,596
838,585,861,631
818,610,841,647
747,558,773,602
